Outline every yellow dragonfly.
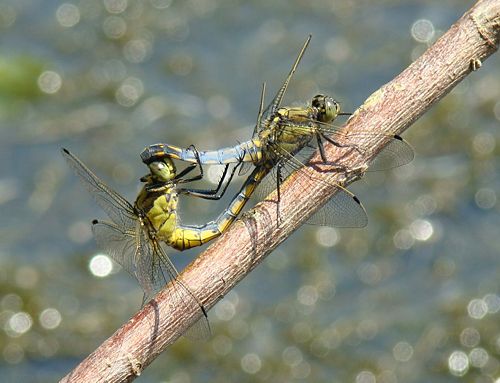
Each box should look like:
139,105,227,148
62,147,260,338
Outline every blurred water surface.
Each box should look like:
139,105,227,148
0,1,499,382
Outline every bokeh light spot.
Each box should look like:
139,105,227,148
214,299,236,321
103,16,127,39
115,77,144,107
212,334,232,356
282,346,303,366
7,312,33,336
393,229,414,250
357,262,381,285
393,341,414,362
291,361,311,379
297,285,318,306
89,254,113,277
56,3,80,28
460,327,480,348
467,298,488,319
484,293,500,313
123,39,152,63
104,0,128,14
39,308,62,330
475,188,497,210
448,350,469,376
409,219,434,241
38,71,62,94
356,370,376,383
473,132,496,154
469,347,488,368
241,353,261,374
3,343,24,364
316,227,339,247
411,19,435,43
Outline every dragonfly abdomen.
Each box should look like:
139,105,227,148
168,166,269,251
141,140,263,165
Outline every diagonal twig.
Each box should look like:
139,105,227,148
60,1,499,381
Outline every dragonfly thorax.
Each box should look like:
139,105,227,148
311,94,340,123
137,185,179,242
136,158,180,235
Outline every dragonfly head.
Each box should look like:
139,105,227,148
146,159,177,183
311,94,340,123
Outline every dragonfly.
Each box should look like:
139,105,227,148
140,36,414,228
62,147,262,339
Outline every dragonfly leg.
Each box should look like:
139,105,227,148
175,163,202,181
321,133,365,155
316,134,328,163
275,163,283,225
174,145,204,182
179,163,239,200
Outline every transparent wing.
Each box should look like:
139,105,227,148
61,148,136,228
260,36,312,126
92,220,139,280
306,189,367,228
251,144,367,228
281,119,415,171
365,135,414,171
137,227,211,340
92,219,211,340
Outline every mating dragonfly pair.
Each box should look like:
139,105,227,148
63,36,413,339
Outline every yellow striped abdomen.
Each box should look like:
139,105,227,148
167,166,268,251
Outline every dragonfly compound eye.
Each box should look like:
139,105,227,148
149,160,176,182
312,94,340,123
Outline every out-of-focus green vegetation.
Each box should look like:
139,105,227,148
0,57,44,100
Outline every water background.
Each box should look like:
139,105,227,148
0,1,499,382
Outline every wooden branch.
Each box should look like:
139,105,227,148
60,1,499,382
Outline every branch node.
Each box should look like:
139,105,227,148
470,57,482,71
127,354,143,377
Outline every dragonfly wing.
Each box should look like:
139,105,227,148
250,141,314,200
367,135,414,171
93,220,210,339
261,36,312,119
62,148,136,228
92,220,138,281
276,144,368,228
137,228,211,340
305,189,367,228
251,144,368,228
310,121,414,171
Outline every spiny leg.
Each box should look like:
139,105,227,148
275,162,284,225
316,134,328,163
179,163,239,200
321,132,364,154
174,145,204,182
